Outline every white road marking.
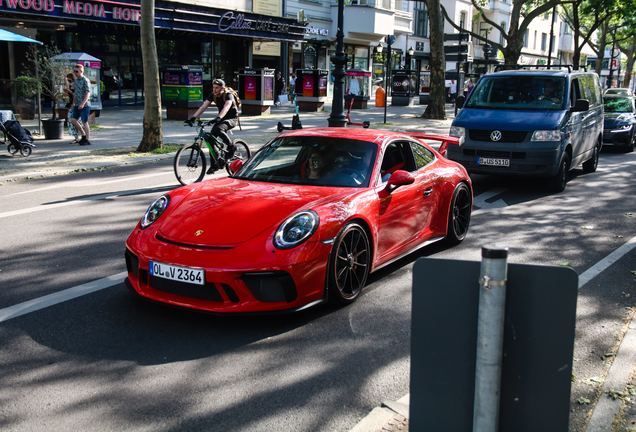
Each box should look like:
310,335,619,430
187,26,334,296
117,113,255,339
472,187,509,214
0,272,127,323
578,235,636,289
0,183,175,219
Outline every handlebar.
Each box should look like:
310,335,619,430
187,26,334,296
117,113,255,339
184,119,215,127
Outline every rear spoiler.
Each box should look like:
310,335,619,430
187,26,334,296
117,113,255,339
402,132,460,158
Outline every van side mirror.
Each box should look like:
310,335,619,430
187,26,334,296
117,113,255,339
456,94,466,109
571,99,590,112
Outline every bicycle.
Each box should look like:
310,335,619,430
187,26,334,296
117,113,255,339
174,120,250,186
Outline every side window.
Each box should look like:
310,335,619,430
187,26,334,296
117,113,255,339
570,78,581,106
379,142,415,183
410,142,435,169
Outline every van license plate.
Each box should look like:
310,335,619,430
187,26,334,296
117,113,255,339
477,157,510,167
149,261,205,285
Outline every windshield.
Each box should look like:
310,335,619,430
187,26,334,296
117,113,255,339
234,136,378,188
604,97,634,113
465,76,566,111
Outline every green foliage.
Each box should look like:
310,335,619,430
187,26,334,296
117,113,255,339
100,80,105,95
11,75,41,98
24,44,71,120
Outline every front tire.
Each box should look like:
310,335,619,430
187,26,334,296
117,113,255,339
20,146,32,157
328,223,370,306
174,143,206,186
225,139,251,175
547,152,570,192
445,182,472,245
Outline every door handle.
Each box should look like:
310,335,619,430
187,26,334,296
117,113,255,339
422,188,433,197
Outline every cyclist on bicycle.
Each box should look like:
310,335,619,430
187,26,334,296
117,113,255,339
187,78,238,174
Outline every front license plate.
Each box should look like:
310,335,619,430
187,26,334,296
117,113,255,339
477,157,510,167
149,261,205,285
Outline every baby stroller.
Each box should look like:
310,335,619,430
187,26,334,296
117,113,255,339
1,120,36,157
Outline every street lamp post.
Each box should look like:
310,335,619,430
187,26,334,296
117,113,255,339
405,46,414,70
380,35,394,124
328,0,348,127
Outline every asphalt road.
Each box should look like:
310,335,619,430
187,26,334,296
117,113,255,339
0,147,635,431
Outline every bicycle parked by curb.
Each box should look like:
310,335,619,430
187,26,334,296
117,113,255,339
174,119,250,186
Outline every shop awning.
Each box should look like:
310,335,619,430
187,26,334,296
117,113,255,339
0,28,42,44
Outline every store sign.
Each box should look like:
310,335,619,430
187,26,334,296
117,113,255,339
0,0,140,22
219,11,290,34
305,27,328,36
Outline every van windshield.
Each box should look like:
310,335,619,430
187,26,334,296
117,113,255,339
465,76,566,111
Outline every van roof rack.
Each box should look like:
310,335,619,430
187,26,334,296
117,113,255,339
493,65,588,73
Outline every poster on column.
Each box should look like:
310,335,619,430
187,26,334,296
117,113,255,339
319,74,327,97
303,74,314,97
245,76,257,100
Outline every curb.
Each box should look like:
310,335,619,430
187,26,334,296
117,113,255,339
350,394,409,432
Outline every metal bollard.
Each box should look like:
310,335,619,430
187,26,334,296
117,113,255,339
473,244,509,432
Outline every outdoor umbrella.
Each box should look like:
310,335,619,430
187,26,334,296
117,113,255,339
0,28,42,44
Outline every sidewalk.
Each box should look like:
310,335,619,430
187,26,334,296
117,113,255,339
0,100,455,183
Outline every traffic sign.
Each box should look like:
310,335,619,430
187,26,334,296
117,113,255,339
444,44,468,54
444,33,469,42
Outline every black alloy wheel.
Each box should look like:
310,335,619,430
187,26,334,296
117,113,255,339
445,182,472,245
329,223,370,305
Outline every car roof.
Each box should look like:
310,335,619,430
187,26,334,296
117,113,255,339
276,128,419,147
488,69,589,78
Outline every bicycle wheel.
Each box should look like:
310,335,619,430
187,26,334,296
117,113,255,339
174,143,206,186
225,139,251,175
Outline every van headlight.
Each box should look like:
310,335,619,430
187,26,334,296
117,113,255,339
450,126,465,145
140,195,170,229
531,130,561,141
274,210,319,250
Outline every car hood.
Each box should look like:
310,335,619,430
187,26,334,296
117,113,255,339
604,113,635,126
454,108,566,131
158,178,355,246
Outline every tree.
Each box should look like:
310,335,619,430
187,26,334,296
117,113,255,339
137,0,163,152
560,0,623,70
25,44,69,120
441,0,563,66
421,0,446,120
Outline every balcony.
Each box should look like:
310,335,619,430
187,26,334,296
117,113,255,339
341,4,395,37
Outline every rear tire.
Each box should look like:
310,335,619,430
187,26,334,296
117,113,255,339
8,143,18,155
225,139,251,175
445,182,472,245
174,143,206,186
547,152,570,192
582,139,600,173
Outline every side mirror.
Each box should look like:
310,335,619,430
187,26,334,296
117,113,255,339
571,99,590,113
386,170,415,190
229,159,244,174
456,94,466,109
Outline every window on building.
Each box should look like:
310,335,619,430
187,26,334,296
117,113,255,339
460,11,467,30
500,22,506,46
534,31,537,49
377,0,390,9
414,2,428,38
523,29,529,48
541,33,547,51
551,36,556,53
349,0,368,4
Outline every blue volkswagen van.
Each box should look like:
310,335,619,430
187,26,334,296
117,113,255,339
448,69,603,192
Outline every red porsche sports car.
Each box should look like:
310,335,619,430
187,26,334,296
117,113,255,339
125,128,472,313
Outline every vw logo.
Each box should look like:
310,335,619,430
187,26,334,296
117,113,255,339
490,130,502,141
195,230,204,236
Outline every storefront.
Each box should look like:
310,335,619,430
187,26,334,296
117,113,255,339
0,0,305,109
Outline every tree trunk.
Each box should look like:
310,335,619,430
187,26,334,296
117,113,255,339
621,38,636,90
421,0,446,120
595,21,609,78
137,0,163,152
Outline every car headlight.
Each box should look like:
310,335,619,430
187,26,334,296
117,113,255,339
140,195,170,229
273,210,319,250
531,130,561,141
611,124,633,133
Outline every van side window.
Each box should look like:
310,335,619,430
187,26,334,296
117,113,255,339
578,75,598,106
570,78,581,106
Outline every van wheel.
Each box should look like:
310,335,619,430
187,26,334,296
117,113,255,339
547,153,570,193
582,139,600,173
